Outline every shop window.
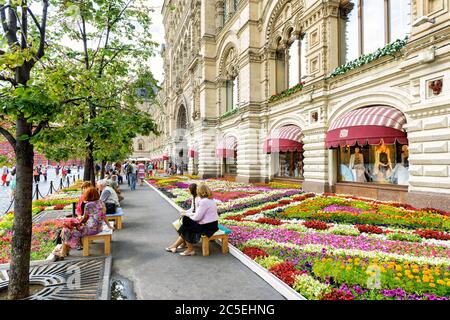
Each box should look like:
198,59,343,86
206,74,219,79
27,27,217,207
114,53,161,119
339,0,411,64
138,140,144,151
223,158,237,175
337,141,409,185
274,151,304,179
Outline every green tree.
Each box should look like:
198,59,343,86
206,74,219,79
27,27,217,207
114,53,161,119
0,0,54,299
41,0,159,184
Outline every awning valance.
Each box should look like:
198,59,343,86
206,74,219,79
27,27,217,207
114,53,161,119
263,125,303,153
325,106,408,148
163,153,169,161
216,136,237,158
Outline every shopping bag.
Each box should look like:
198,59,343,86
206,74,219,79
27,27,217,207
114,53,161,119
172,217,183,231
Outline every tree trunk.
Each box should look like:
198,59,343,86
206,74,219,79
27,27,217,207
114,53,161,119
83,137,95,184
8,117,34,300
100,160,106,179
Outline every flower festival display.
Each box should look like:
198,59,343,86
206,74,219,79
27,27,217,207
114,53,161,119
148,176,450,300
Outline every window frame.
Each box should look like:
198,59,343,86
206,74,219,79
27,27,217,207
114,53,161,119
339,0,411,64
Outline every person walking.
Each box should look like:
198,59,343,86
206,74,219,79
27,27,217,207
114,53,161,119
33,167,40,183
129,161,137,190
55,165,60,176
9,168,16,200
42,166,47,182
1,165,8,186
137,162,145,186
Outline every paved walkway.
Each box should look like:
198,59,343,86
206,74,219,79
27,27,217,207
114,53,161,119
111,184,284,300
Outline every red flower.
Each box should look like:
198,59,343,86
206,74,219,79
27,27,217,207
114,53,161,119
414,229,450,241
269,262,302,287
242,246,269,260
243,209,261,216
262,204,279,211
225,215,244,222
356,224,384,234
303,220,330,230
255,217,283,226
278,200,292,205
321,289,355,300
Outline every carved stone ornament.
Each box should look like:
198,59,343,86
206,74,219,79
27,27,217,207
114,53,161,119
429,79,443,95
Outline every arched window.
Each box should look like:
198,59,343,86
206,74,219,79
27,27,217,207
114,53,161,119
339,0,411,64
138,139,144,151
287,34,307,88
223,48,239,112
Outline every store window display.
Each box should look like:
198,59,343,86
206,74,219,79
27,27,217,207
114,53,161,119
338,140,409,185
275,151,304,179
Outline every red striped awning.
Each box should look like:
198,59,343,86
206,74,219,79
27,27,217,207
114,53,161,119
163,153,169,161
264,125,303,153
326,106,408,148
216,136,237,158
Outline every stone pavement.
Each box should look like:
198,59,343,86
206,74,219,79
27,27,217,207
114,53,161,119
111,184,285,300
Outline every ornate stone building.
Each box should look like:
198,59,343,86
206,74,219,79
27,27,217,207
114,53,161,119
145,0,450,210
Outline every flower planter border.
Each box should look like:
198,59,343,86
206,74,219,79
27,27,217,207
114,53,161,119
145,180,306,300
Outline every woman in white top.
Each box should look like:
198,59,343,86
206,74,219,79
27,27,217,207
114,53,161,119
165,183,200,254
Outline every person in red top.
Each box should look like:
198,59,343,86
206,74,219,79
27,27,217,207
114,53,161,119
76,181,94,216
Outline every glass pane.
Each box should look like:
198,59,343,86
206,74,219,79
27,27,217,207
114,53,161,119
232,76,238,108
340,0,359,63
288,40,300,88
300,37,307,80
337,142,409,185
226,80,233,111
362,0,386,54
276,151,303,178
389,0,411,41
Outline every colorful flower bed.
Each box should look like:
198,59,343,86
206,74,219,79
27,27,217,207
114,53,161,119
148,176,450,300
0,182,82,265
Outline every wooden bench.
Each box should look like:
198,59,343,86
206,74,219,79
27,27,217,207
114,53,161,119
201,230,229,257
106,208,123,230
82,225,113,257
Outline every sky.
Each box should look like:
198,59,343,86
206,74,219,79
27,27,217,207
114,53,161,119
147,0,165,85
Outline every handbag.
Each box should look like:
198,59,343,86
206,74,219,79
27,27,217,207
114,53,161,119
172,217,183,231
105,202,117,215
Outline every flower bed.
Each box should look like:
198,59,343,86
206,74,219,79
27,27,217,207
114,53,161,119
0,183,82,265
147,177,450,300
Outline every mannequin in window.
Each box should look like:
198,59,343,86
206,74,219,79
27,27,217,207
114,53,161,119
373,140,393,181
389,145,410,185
349,147,366,182
401,145,409,167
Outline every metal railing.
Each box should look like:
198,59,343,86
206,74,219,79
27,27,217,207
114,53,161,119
1,173,81,216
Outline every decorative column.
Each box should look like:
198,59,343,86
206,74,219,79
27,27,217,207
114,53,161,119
301,126,330,193
215,0,224,33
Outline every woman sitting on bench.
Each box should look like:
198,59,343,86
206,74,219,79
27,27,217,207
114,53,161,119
53,187,114,259
166,183,218,256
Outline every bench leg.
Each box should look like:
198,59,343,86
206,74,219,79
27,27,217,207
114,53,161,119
202,237,209,256
82,237,90,257
117,217,122,230
221,236,229,254
104,236,111,255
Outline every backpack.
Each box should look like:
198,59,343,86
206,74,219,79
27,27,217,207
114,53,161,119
126,165,133,174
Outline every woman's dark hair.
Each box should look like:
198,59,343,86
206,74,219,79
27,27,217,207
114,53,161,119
189,183,198,212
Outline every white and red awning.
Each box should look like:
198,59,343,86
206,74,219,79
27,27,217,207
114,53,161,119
216,136,237,158
263,125,303,153
325,106,408,148
162,153,169,161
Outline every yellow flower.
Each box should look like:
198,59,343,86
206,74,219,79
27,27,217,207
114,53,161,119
429,283,436,288
444,272,449,276
437,280,445,285
447,281,450,287
395,277,401,281
412,268,419,274
416,279,421,283
395,265,402,271
348,258,353,263
346,266,352,271
396,273,402,277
